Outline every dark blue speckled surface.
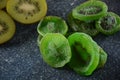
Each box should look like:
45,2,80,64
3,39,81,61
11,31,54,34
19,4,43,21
0,0,120,80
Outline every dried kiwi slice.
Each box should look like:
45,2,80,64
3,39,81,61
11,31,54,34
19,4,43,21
96,12,120,35
39,33,71,68
0,0,8,9
67,12,99,36
72,0,108,22
97,48,107,68
0,10,15,44
37,16,68,36
68,32,100,76
6,0,47,24
37,34,43,46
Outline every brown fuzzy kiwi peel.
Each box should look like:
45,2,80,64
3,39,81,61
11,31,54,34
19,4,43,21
0,10,16,44
6,0,47,24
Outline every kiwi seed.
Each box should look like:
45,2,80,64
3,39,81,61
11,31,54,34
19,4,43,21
15,0,40,19
0,21,8,35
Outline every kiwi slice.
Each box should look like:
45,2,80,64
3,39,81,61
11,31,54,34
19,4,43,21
6,0,47,24
0,10,16,44
37,16,68,36
68,32,100,76
0,0,8,9
40,33,71,68
37,34,43,46
97,47,107,68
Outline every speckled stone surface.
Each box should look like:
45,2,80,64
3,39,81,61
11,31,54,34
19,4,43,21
0,0,120,80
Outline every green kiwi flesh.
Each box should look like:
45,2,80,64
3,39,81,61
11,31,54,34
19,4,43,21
0,10,16,44
40,33,72,68
37,16,68,36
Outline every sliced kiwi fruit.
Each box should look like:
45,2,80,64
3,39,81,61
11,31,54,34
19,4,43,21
37,16,68,36
97,47,107,68
0,0,8,9
6,0,47,24
0,10,16,44
37,34,43,46
40,33,71,68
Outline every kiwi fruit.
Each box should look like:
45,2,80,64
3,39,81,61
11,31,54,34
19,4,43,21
0,0,8,9
37,34,43,46
6,0,47,24
37,16,68,36
97,48,107,68
40,33,71,68
0,10,16,44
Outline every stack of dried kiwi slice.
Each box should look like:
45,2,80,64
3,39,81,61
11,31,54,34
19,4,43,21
0,0,48,44
37,16,68,44
36,0,109,77
37,32,108,76
67,0,120,36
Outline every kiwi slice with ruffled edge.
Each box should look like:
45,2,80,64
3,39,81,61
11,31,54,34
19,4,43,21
0,10,16,44
68,32,100,76
97,47,107,68
72,0,108,22
6,0,47,24
37,16,68,36
0,0,8,9
67,12,99,37
39,33,71,68
96,12,120,35
37,34,43,46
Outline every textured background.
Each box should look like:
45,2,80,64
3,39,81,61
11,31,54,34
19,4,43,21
0,0,120,80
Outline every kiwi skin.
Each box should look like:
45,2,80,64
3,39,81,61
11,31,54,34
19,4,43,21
0,10,16,44
6,0,47,24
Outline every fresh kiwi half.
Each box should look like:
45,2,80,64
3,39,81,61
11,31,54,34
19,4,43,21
0,10,16,44
6,0,47,24
0,0,8,9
